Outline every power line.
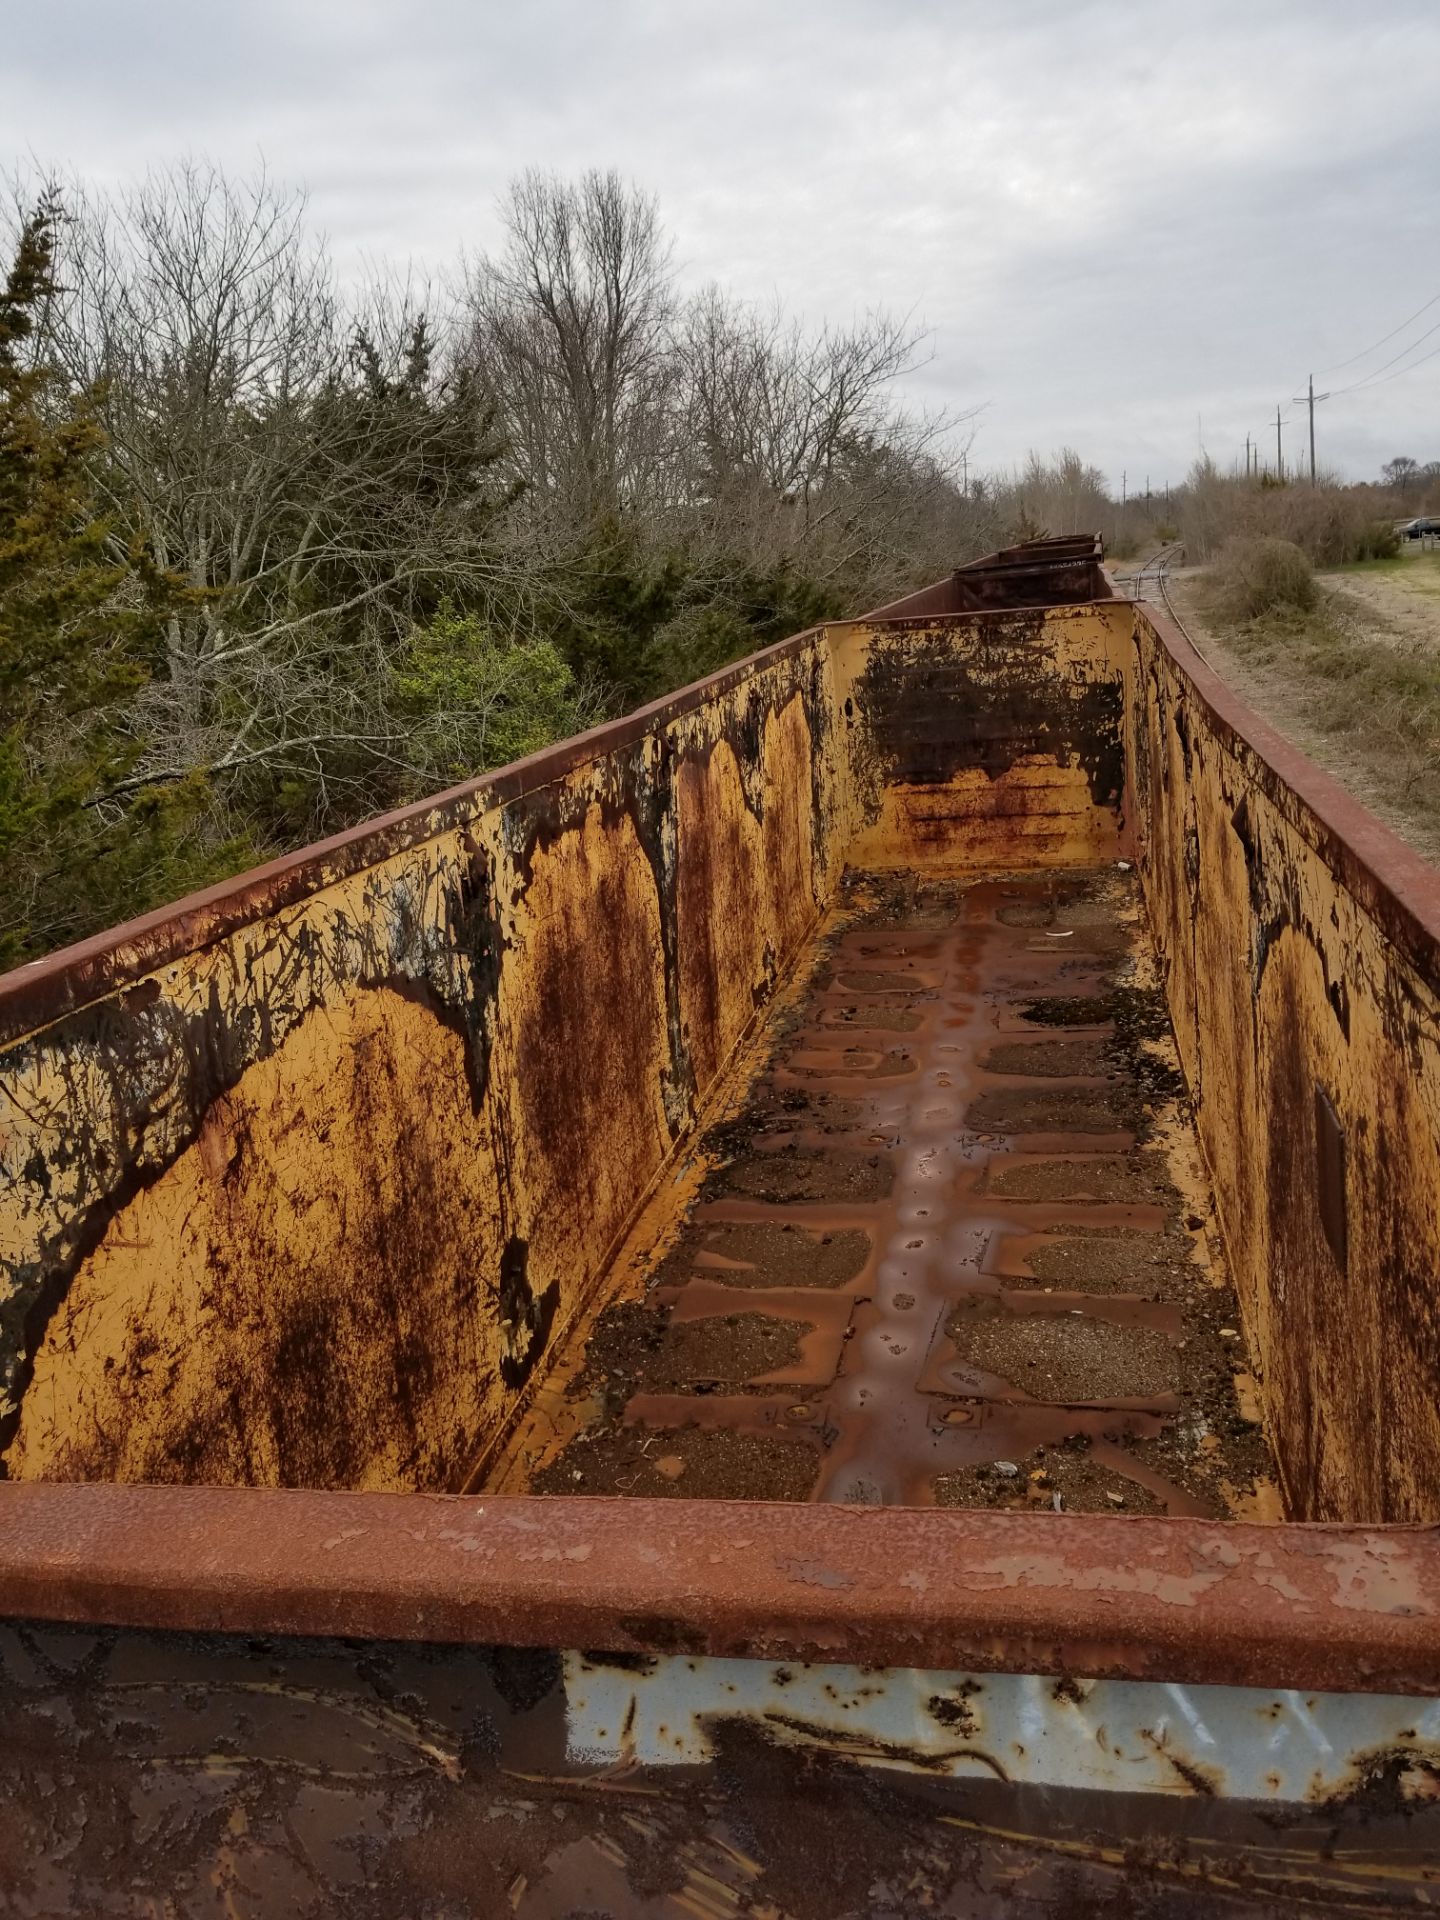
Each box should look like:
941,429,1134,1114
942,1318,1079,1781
1314,289,1440,378
1289,328,1440,481
1343,335,1440,392
1328,313,1440,394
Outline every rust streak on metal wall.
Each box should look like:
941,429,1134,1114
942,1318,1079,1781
0,638,848,1492
1129,600,1440,1524
833,604,1132,872
6,989,511,1489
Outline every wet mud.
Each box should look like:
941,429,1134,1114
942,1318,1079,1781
935,1436,1169,1514
944,1301,1183,1403
529,1423,820,1500
510,866,1280,1516
655,1222,872,1291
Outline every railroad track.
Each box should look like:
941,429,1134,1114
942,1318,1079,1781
1112,539,1215,665
1112,540,1185,601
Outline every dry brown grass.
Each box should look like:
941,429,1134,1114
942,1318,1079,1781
1185,567,1440,862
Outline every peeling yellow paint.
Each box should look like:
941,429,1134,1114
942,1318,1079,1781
849,760,1120,872
9,988,507,1489
1132,606,1440,1523
831,604,1132,873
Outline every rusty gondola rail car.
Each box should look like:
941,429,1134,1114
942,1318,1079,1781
1,537,1439,1913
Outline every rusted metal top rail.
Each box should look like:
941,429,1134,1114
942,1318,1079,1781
3,1482,1439,1697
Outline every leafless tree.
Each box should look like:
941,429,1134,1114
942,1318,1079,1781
680,291,918,498
458,172,987,605
2,156,1004,959
672,287,983,593
32,162,514,814
461,169,677,535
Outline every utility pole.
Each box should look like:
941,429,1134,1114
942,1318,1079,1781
1291,380,1331,483
1121,470,1126,507
1245,432,1251,479
1275,405,1284,483
1307,374,1316,483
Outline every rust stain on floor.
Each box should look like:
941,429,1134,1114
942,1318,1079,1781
491,866,1279,1516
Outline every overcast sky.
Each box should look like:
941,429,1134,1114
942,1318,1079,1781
6,0,1438,490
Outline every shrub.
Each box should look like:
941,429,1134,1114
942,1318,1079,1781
393,608,588,786
1351,520,1402,562
1208,537,1317,622
1178,460,1407,567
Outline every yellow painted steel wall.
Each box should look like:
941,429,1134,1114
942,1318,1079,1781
1130,606,1440,1523
0,639,848,1492
832,606,1133,871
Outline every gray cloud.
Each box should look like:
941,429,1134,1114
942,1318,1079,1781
6,0,1438,484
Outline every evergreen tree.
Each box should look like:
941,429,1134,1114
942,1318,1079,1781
0,199,240,962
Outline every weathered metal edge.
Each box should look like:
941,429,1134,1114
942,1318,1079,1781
0,1482,1438,1696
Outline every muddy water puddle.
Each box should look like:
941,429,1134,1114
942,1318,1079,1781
509,867,1278,1515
